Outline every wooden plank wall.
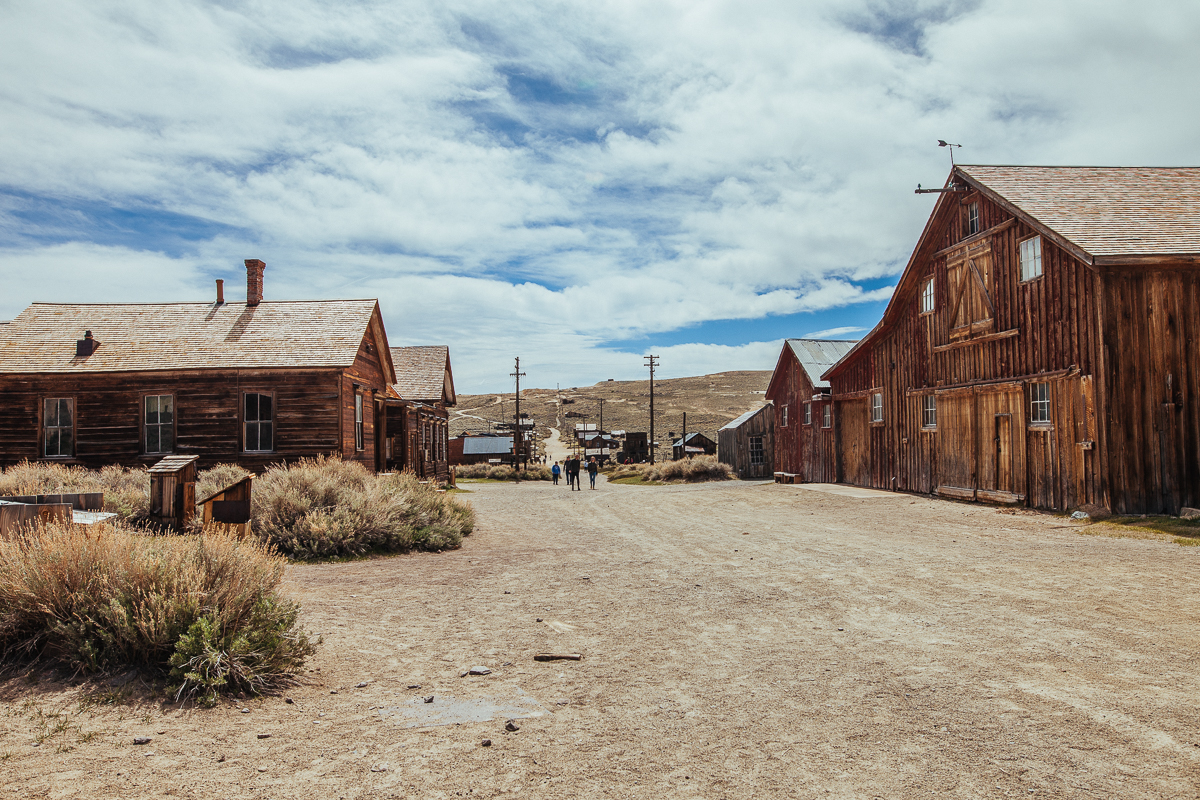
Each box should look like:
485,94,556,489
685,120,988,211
765,350,803,477
717,405,774,480
1101,268,1200,514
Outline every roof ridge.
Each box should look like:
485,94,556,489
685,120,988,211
29,298,378,307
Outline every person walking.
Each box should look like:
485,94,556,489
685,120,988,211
551,461,561,485
569,456,581,491
587,457,599,489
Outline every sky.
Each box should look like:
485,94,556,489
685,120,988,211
1,1,1197,393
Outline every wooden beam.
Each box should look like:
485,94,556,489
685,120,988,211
931,218,1017,258
931,328,1019,353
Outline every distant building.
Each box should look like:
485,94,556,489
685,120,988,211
672,431,716,460
718,404,774,480
765,339,857,483
618,431,649,462
385,345,456,482
449,434,513,466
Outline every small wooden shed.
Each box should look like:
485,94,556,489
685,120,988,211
718,404,775,480
148,454,198,529
197,475,253,537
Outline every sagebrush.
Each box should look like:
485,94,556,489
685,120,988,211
606,455,734,483
0,461,150,521
455,463,552,481
0,521,314,705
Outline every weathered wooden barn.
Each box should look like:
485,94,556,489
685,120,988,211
672,431,716,460
765,339,858,483
385,345,456,482
0,260,397,472
823,165,1200,514
717,403,774,479
449,434,513,465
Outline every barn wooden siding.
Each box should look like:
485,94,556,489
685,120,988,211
766,345,841,483
830,189,1103,510
717,404,774,480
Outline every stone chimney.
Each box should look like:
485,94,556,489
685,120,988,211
245,259,265,306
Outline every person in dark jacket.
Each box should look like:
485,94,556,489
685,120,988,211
587,457,599,489
568,456,581,490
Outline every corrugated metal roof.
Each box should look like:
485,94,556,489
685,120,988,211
390,345,453,403
720,404,769,431
0,300,380,373
462,436,513,455
957,165,1200,257
786,339,859,389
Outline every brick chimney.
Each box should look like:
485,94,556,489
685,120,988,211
245,259,265,306
215,279,224,305
76,330,98,357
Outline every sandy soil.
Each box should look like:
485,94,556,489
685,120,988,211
2,479,1199,799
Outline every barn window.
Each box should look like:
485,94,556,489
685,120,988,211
749,436,764,465
1020,236,1043,281
244,393,273,452
354,392,365,451
1030,382,1051,423
43,398,74,457
921,277,935,314
966,202,980,236
822,404,831,428
144,395,174,454
922,395,937,428
781,405,788,427
804,402,812,425
870,392,883,423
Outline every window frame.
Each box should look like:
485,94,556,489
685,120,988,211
354,391,365,451
748,435,764,465
803,402,812,425
966,202,980,236
921,394,937,429
920,276,935,315
822,404,831,429
1029,382,1051,425
143,393,176,455
42,397,76,459
242,391,275,453
870,392,884,423
1019,235,1044,282
781,404,788,428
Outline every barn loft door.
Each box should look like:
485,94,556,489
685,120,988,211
947,241,995,341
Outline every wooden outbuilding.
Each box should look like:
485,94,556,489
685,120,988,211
717,404,775,479
450,434,513,466
672,431,716,460
384,346,456,482
764,339,857,483
0,260,397,472
823,165,1200,514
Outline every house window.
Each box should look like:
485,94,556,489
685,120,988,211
804,402,812,425
966,202,980,235
1030,382,1051,423
43,398,74,457
354,392,364,451
870,392,883,423
144,394,174,454
1020,235,1043,281
921,276,935,314
822,404,831,428
749,435,764,465
781,405,788,427
244,393,273,452
922,395,937,428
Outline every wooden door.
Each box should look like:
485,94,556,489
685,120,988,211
975,388,1025,504
839,400,870,486
936,392,976,499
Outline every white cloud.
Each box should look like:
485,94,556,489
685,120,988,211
803,326,868,340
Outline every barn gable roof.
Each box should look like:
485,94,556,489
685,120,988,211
0,300,386,375
785,339,858,390
390,345,455,405
823,164,1200,382
720,403,770,431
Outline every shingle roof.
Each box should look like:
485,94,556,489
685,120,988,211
786,339,859,389
390,345,453,403
957,165,1200,258
0,300,380,373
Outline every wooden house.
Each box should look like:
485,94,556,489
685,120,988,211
765,339,857,483
450,434,513,465
823,165,1200,514
0,260,397,472
384,346,456,482
618,431,649,463
672,431,716,460
717,404,774,479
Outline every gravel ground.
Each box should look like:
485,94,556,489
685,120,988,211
2,478,1198,799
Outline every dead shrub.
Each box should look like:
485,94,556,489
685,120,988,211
454,464,551,481
0,460,150,521
0,521,314,705
253,457,475,559
606,455,733,483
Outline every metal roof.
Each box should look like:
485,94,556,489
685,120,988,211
957,165,1200,258
720,404,769,431
672,432,713,447
786,339,859,389
461,436,513,455
390,345,454,404
0,300,382,374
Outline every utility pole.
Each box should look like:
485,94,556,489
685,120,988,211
511,357,526,469
598,398,605,432
681,412,687,461
644,354,659,464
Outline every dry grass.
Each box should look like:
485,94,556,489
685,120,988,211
0,461,150,521
1081,515,1200,547
253,457,475,560
454,464,552,481
605,455,734,483
0,521,314,705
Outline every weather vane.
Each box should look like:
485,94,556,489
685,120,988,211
937,139,962,166
915,140,966,194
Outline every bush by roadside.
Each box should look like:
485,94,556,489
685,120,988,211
605,455,735,483
0,521,314,706
455,463,552,481
253,457,475,559
0,461,150,521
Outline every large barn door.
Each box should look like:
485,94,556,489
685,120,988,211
838,400,870,486
976,388,1025,504
936,391,976,500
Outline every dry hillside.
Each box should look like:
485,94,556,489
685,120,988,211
450,370,772,453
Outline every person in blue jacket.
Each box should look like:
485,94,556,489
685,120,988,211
551,461,561,485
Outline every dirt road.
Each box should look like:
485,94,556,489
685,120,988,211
3,480,1198,799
